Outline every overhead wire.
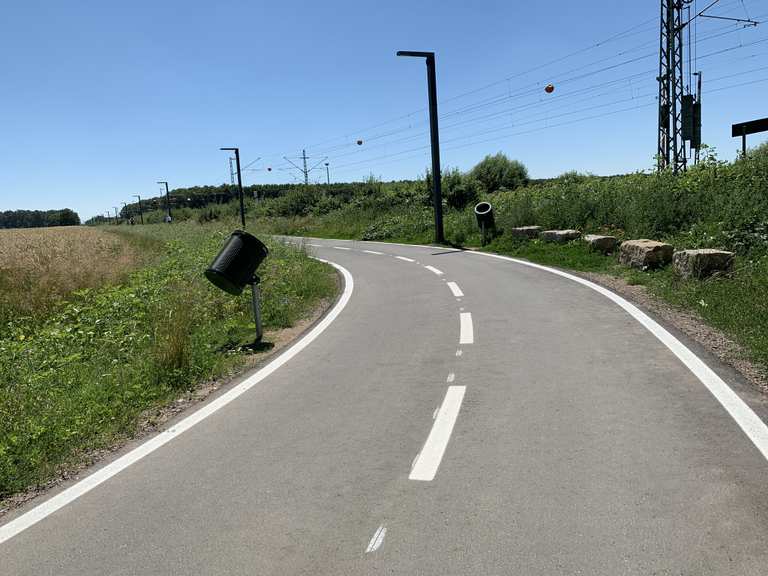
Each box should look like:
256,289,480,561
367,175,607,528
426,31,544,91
300,0,758,158
310,23,761,169
308,14,763,162
263,0,763,179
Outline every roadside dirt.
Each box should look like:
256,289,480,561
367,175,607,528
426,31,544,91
581,271,768,396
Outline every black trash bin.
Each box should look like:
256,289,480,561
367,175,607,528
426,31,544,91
205,230,269,295
474,202,495,246
474,201,495,229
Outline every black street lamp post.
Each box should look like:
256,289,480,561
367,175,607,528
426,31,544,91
133,195,144,224
220,147,246,227
157,181,171,221
396,50,445,244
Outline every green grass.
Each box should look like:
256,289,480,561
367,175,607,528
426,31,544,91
0,222,337,498
484,236,617,273
626,257,768,369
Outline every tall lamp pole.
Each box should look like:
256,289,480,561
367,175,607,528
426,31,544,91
324,162,330,184
133,195,144,224
396,50,444,244
157,181,171,221
220,147,245,227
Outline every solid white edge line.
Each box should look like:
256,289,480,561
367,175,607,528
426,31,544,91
363,250,384,255
424,265,444,276
459,312,474,345
395,256,415,262
466,250,768,463
365,525,386,553
0,260,355,545
446,281,464,298
409,386,466,481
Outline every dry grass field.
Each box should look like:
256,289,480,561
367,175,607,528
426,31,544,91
0,226,143,321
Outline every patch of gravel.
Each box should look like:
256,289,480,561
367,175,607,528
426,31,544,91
0,292,338,520
580,271,768,396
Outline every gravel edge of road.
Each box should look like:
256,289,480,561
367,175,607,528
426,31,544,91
578,270,768,396
0,268,344,520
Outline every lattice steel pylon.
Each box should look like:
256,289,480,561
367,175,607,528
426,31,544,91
657,0,688,173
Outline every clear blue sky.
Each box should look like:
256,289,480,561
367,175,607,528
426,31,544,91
1,0,767,220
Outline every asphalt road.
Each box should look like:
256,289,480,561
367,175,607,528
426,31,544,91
2,238,768,575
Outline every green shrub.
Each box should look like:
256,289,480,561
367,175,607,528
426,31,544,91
442,168,480,209
469,152,529,193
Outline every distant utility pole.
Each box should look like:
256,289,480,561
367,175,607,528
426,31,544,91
283,149,327,185
397,50,445,244
113,206,119,224
325,162,330,184
157,181,171,220
657,0,758,173
220,147,246,227
133,194,144,224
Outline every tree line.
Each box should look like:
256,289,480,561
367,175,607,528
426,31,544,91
0,209,81,229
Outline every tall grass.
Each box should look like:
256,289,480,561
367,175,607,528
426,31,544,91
0,227,149,324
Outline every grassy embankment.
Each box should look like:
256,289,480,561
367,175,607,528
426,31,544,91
0,222,336,499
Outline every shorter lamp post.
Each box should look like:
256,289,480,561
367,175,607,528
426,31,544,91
157,181,171,221
133,195,144,224
325,162,330,184
220,147,245,227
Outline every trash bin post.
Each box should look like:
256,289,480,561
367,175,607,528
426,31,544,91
251,278,263,343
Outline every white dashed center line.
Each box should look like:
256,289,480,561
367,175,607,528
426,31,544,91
333,246,351,250
396,256,415,262
447,282,464,297
459,312,474,344
424,265,444,276
363,250,384,255
409,386,466,482
365,525,387,553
